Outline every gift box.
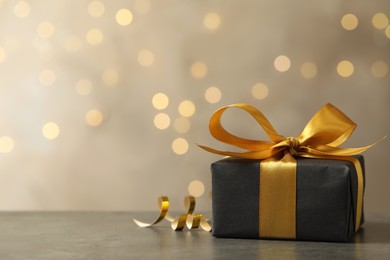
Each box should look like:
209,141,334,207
199,103,380,242
211,156,365,242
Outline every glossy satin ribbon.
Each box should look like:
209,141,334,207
133,196,212,232
199,103,384,238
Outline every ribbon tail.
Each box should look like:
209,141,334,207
301,136,386,157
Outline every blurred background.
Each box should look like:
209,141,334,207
0,0,389,213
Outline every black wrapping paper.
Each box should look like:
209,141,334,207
211,155,365,242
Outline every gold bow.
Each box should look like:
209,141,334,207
199,103,384,238
199,103,380,160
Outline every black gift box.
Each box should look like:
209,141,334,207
211,155,365,242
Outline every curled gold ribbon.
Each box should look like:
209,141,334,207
133,195,212,232
133,196,169,228
199,103,385,236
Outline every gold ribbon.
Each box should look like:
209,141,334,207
199,103,384,238
133,196,212,232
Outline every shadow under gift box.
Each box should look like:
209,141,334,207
211,155,365,242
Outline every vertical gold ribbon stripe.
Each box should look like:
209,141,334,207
259,153,296,239
340,157,364,232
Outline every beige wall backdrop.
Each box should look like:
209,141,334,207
0,0,389,213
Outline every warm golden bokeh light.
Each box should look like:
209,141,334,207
37,22,55,38
371,61,388,78
337,60,354,77
42,122,60,140
252,83,269,100
372,13,389,29
190,61,208,79
152,93,169,110
86,28,103,45
88,1,105,17
65,35,83,52
39,69,56,86
274,55,291,72
188,180,205,197
85,109,104,127
385,25,390,39
137,49,154,67
203,12,221,30
154,113,170,130
341,14,358,30
300,62,317,79
14,1,30,18
134,0,151,14
75,79,93,96
171,138,189,155
116,9,133,26
174,117,191,134
0,136,15,153
204,86,222,103
178,100,195,117
101,69,119,86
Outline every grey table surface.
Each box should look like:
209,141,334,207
0,212,389,259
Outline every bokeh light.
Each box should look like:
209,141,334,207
171,138,189,155
341,14,358,30
42,122,60,140
274,55,291,72
188,180,205,197
85,109,104,127
39,69,56,86
337,60,354,77
37,22,55,38
14,1,30,18
86,28,103,45
88,1,105,17
190,61,207,79
178,100,195,117
204,86,222,103
137,49,154,67
116,9,133,26
252,83,269,100
372,13,389,29
101,69,119,86
0,136,15,153
300,62,317,79
154,113,171,130
75,79,93,96
385,26,390,39
152,93,169,110
174,117,191,134
203,12,221,30
371,61,388,78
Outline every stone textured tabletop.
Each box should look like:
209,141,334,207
0,212,389,259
